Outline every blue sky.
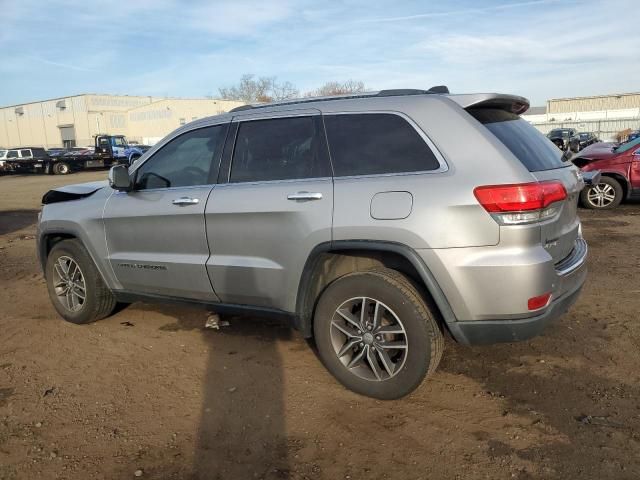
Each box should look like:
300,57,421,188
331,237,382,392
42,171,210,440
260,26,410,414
1,0,638,107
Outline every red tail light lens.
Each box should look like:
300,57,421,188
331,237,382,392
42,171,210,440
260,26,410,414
474,181,567,213
528,292,552,311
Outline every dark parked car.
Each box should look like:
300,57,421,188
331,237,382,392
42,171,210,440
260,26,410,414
573,136,640,209
547,128,578,150
569,132,599,152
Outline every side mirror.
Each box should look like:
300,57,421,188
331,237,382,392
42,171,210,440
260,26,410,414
108,165,132,191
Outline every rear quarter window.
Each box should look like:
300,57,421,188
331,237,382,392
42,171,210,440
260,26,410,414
324,113,441,177
470,109,565,172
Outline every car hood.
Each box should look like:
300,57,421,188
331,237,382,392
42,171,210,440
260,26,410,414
576,142,618,160
42,180,109,205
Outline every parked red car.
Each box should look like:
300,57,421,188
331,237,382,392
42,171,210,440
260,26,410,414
573,137,640,209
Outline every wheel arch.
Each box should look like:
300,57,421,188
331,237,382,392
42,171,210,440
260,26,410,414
294,240,458,338
38,227,120,291
38,232,78,271
599,171,629,198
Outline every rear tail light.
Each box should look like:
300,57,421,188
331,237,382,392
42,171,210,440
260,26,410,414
474,181,567,225
528,292,552,311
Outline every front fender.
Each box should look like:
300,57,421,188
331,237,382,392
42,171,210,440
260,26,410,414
38,188,121,290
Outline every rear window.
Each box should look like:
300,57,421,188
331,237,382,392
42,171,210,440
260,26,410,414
470,109,565,172
324,113,441,177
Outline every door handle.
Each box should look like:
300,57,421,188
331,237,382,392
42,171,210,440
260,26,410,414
172,197,200,206
287,192,323,201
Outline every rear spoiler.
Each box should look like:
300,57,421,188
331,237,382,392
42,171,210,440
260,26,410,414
447,93,530,115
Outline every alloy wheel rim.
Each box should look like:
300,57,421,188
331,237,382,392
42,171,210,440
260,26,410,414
52,255,86,312
330,297,408,381
587,183,615,208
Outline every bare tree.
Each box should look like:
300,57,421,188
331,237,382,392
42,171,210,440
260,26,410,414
305,80,367,97
270,80,299,101
218,74,299,103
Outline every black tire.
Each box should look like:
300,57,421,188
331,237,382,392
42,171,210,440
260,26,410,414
52,161,70,175
313,268,444,400
45,239,117,324
580,176,623,210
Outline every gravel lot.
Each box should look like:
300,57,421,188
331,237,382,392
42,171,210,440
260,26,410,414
0,171,639,480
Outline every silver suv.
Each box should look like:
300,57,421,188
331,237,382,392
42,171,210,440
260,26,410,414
37,88,588,399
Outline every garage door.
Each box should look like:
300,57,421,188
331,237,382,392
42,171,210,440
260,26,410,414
59,125,76,148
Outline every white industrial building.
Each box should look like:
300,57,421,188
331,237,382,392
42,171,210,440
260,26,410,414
523,92,640,141
0,94,244,149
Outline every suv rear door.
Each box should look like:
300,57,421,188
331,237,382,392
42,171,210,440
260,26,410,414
103,124,228,300
205,110,333,311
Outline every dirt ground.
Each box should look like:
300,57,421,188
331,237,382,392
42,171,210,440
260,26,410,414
0,171,639,480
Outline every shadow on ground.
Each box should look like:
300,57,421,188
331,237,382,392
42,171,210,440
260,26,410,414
0,210,39,235
128,302,293,480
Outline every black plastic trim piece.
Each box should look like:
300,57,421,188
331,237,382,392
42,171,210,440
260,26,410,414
229,105,254,112
216,122,238,184
113,290,296,323
448,282,584,345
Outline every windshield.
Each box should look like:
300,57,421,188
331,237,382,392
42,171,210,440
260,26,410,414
470,108,565,172
614,136,640,153
0,150,6,157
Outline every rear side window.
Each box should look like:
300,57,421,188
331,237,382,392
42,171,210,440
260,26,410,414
470,109,564,172
324,113,441,177
20,149,32,157
230,116,330,183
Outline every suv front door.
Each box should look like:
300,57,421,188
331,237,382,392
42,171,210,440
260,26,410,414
206,111,333,312
103,124,228,300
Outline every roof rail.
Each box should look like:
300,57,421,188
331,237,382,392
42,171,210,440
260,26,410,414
227,85,450,113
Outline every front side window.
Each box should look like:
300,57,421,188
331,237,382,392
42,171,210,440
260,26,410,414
230,116,329,183
112,137,127,147
7,150,18,159
324,113,441,177
135,125,227,190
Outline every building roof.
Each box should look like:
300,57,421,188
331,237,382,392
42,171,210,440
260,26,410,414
549,92,640,102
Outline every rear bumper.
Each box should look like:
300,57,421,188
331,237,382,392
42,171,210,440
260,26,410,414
446,272,585,345
418,235,588,345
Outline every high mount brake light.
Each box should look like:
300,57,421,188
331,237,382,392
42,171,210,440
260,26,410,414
474,181,567,225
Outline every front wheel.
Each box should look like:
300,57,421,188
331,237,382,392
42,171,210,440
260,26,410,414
313,268,444,400
45,239,117,324
580,177,623,210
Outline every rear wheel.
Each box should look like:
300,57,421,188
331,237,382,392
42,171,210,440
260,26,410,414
45,239,117,324
313,268,444,399
52,162,70,175
580,176,623,210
